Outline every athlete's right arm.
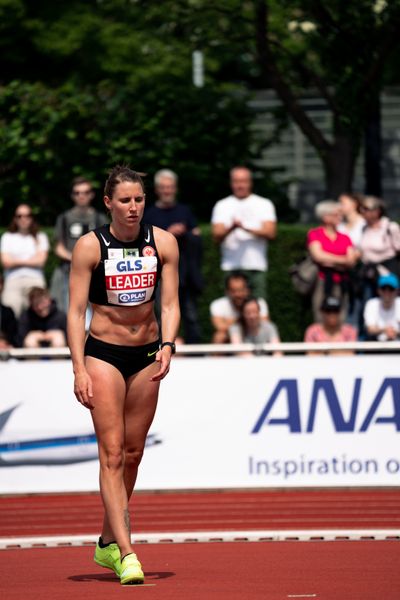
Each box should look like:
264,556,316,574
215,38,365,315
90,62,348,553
67,233,98,409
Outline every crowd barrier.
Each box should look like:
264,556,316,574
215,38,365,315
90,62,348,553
0,342,399,494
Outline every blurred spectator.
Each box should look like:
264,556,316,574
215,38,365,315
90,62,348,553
228,297,281,356
0,273,18,348
363,273,400,342
50,176,107,319
304,296,357,355
211,166,277,300
337,192,366,247
145,169,203,343
210,272,269,344
0,333,10,351
17,287,67,348
337,192,365,331
0,204,49,317
358,195,400,304
307,200,357,322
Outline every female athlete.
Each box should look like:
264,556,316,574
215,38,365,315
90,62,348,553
67,165,180,585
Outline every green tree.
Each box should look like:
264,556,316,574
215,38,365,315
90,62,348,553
255,0,400,197
0,1,259,223
0,78,252,223
154,0,400,197
3,0,397,221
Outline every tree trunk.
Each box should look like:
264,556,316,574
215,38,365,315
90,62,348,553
322,134,358,199
364,93,382,196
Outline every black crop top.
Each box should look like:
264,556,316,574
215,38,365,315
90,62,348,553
89,224,161,307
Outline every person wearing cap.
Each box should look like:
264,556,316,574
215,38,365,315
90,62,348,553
304,295,357,355
363,273,400,342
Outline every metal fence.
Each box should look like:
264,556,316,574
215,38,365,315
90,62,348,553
1,341,400,360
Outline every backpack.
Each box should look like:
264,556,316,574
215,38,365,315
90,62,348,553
289,255,318,295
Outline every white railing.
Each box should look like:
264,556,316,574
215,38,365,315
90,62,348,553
1,340,400,360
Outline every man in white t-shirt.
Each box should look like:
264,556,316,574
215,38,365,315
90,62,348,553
211,166,277,299
363,273,400,341
210,272,269,343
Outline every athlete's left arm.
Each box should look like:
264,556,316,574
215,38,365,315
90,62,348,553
151,228,180,381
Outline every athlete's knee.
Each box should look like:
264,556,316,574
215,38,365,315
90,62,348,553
99,444,124,473
124,446,144,470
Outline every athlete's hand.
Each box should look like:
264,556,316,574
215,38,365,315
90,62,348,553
74,370,94,409
150,348,172,382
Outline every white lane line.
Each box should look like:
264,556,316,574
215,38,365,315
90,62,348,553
287,595,317,598
0,529,399,550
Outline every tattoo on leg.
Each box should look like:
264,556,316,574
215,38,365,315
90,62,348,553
123,508,131,535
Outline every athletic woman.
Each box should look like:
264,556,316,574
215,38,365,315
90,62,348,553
67,166,180,585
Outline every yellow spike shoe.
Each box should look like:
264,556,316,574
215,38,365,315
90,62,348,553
120,553,144,585
94,541,122,576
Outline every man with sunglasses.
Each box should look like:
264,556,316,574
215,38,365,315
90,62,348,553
50,177,108,319
363,273,400,341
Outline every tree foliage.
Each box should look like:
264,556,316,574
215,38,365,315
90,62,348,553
1,0,400,225
0,78,253,223
0,1,260,224
161,0,400,196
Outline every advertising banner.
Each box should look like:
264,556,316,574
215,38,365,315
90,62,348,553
0,355,399,493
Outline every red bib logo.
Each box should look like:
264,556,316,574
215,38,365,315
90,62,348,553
142,246,156,257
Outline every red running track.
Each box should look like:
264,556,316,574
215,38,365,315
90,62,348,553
1,489,400,600
1,541,400,600
0,488,400,537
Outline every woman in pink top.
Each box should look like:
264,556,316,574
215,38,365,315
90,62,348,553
307,200,357,322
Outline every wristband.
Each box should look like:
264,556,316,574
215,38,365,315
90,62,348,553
160,341,176,354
